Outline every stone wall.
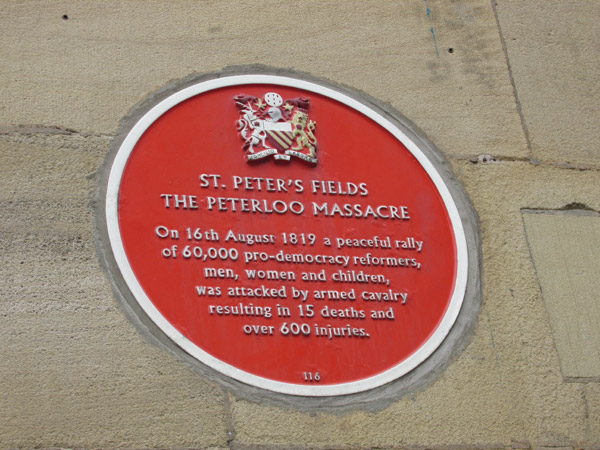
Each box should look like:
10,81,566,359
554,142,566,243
1,1,598,448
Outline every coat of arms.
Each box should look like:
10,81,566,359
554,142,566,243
234,92,318,164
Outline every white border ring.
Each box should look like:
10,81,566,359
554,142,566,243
104,74,470,397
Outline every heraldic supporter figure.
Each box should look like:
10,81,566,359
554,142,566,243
234,92,318,164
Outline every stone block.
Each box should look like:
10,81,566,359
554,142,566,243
496,1,600,167
522,210,600,380
0,1,526,159
0,135,228,448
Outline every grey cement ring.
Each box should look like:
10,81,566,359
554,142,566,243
94,66,482,410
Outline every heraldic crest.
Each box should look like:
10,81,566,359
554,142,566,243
234,92,318,164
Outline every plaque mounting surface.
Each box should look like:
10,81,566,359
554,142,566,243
102,73,477,397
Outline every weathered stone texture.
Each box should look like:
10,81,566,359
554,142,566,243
1,0,598,448
496,0,600,167
455,162,599,447
0,136,228,448
0,1,525,158
523,211,600,380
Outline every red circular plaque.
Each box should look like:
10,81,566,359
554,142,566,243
105,75,468,396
